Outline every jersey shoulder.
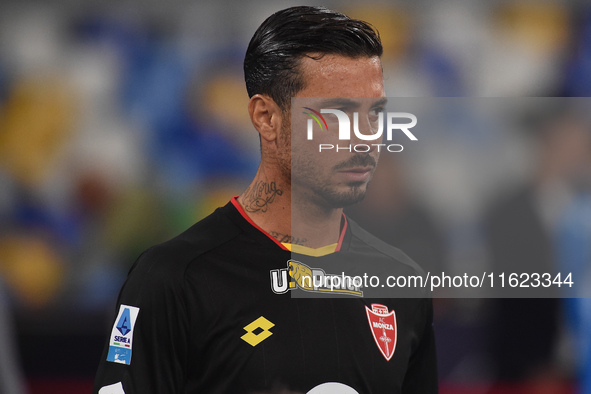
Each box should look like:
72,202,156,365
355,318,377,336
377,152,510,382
127,205,241,284
347,217,426,277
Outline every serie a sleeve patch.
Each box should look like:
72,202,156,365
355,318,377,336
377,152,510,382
106,305,140,365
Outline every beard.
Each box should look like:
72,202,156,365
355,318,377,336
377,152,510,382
292,153,377,208
312,180,370,207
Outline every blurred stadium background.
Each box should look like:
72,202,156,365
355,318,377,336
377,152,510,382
0,0,590,393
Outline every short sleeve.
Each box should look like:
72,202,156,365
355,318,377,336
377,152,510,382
94,248,191,394
401,298,438,393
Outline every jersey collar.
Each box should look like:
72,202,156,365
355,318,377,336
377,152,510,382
229,196,348,254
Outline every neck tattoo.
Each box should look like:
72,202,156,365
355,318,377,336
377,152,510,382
242,180,283,213
270,231,307,246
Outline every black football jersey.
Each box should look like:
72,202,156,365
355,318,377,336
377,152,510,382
94,198,438,393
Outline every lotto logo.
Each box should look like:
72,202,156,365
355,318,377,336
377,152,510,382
241,316,274,347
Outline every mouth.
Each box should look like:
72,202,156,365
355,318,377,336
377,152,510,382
336,166,374,182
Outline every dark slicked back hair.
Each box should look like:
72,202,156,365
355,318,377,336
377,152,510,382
244,6,383,111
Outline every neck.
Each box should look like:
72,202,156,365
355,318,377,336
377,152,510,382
237,166,343,248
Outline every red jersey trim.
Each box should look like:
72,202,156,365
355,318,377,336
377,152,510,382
230,197,347,253
231,197,288,250
336,214,348,252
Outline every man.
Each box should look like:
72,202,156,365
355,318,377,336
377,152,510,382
94,6,437,393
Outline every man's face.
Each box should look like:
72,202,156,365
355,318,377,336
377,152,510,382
284,54,386,208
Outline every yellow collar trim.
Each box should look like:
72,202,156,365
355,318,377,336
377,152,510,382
281,243,338,257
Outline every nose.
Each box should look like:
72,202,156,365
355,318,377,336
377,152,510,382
351,112,383,153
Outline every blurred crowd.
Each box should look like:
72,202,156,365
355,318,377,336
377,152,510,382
0,0,590,393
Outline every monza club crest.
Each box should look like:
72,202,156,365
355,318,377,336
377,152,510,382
365,303,397,361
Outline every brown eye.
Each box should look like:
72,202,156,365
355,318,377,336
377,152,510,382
368,109,379,121
368,108,383,132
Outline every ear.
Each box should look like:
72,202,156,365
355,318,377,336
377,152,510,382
248,94,283,142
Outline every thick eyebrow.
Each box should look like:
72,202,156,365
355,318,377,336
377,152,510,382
318,98,361,110
317,97,389,110
372,97,388,108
